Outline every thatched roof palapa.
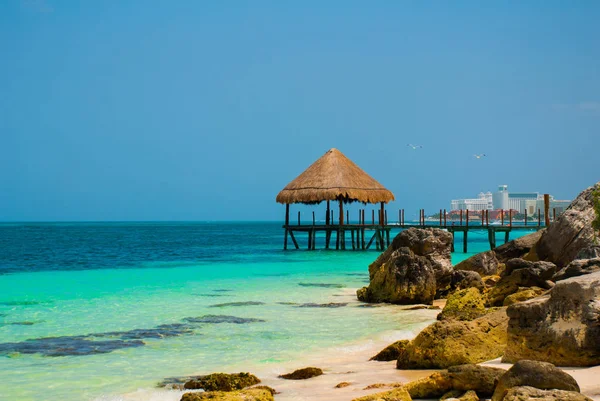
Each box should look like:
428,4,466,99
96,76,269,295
276,148,395,205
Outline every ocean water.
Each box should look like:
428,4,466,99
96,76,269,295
0,222,536,401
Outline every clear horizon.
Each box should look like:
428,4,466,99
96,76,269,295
2,1,599,221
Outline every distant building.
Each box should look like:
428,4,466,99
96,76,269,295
451,185,571,213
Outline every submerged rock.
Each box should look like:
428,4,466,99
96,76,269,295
397,308,508,369
209,302,266,308
183,315,266,324
278,367,323,380
296,303,347,308
438,288,486,321
0,336,144,357
370,340,410,361
298,283,345,288
536,182,599,267
180,388,273,401
502,386,592,401
335,382,352,388
503,271,600,366
183,372,261,391
351,387,412,401
491,360,580,401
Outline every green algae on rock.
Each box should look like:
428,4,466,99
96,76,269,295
438,288,486,321
180,388,274,401
278,367,323,380
351,387,412,401
370,340,410,361
183,372,260,391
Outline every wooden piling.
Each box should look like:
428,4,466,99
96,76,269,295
509,210,512,227
402,209,405,226
284,204,290,250
312,211,315,226
444,209,447,227
525,209,528,226
553,208,556,223
501,210,504,226
460,209,463,226
463,230,468,253
466,210,469,227
298,211,301,225
439,209,442,226
544,194,550,227
326,201,330,225
372,210,375,225
538,209,541,227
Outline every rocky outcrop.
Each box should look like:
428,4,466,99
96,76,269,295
403,364,505,399
181,388,273,401
183,372,260,391
278,367,323,380
455,251,499,276
502,287,545,306
396,309,508,369
491,360,580,401
370,340,410,361
487,259,556,306
553,257,600,281
358,228,453,304
449,270,485,293
437,288,486,321
351,387,412,401
536,182,599,267
502,386,593,401
494,230,545,262
503,271,600,366
577,245,600,259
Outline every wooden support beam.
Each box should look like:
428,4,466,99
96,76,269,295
339,200,344,225
366,232,377,249
307,229,312,250
372,209,375,225
525,209,528,226
289,230,299,249
386,228,390,247
361,228,366,249
284,204,290,250
351,229,356,250
298,211,301,225
504,230,510,244
460,209,463,226
450,230,455,252
553,208,556,223
326,200,330,225
444,209,447,227
463,230,468,253
325,230,331,249
544,194,550,226
509,210,512,227
466,210,469,227
538,209,541,227
336,229,340,250
284,229,288,250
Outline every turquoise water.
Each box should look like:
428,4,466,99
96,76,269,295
0,222,534,401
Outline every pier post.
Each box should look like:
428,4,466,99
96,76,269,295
399,209,401,225
326,201,330,225
509,210,512,227
450,229,455,252
372,210,375,225
386,228,390,247
505,230,509,244
312,211,315,226
553,208,556,223
308,229,312,250
385,210,388,225
284,204,290,250
544,194,550,227
380,202,385,226
298,211,301,225
538,209,541,227
460,210,463,226
444,209,447,227
439,209,442,226
402,209,405,226
525,209,528,226
466,210,469,227
351,229,355,250
346,210,349,225
463,230,468,253
501,210,504,226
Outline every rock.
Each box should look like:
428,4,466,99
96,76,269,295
438,288,487,321
248,386,277,395
494,230,545,262
457,390,479,401
180,388,274,401
403,364,505,399
553,257,600,281
363,383,403,390
454,251,499,276
335,382,351,388
502,386,592,401
370,340,410,361
537,183,599,267
278,367,323,380
358,228,453,303
487,260,556,306
491,360,580,401
357,247,437,304
449,270,485,292
351,387,412,401
576,245,600,260
441,390,465,400
482,275,501,288
396,309,508,369
503,271,600,366
502,287,545,306
183,372,260,391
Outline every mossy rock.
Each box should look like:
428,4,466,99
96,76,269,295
403,371,452,399
278,367,323,380
438,288,486,321
502,287,545,306
181,388,274,401
370,340,410,361
351,387,412,401
397,309,508,369
458,390,479,401
184,372,260,391
441,389,464,400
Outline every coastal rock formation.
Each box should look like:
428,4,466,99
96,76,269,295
502,287,545,306
278,367,323,380
553,257,600,281
183,372,261,391
370,340,410,361
437,288,486,321
403,364,505,399
181,388,273,401
351,387,412,401
487,259,556,306
454,251,499,276
357,228,453,304
491,360,580,401
536,182,599,267
502,386,593,401
503,271,600,366
494,230,545,262
576,245,600,260
449,270,485,293
396,308,508,369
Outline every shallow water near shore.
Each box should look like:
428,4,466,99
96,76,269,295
0,222,535,401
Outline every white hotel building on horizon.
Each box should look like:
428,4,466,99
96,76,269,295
450,185,572,214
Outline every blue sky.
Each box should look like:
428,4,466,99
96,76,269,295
1,1,599,221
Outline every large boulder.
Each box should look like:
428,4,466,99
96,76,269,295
487,259,556,306
502,386,592,401
536,182,599,267
183,372,260,391
454,251,499,276
358,228,453,304
553,257,600,281
449,270,485,293
351,387,412,401
491,360,580,401
181,388,273,401
370,340,410,361
396,308,508,369
502,287,545,306
403,364,505,399
438,288,487,321
494,230,545,262
278,367,323,380
503,271,600,366
576,245,600,260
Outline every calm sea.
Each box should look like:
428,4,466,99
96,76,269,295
0,222,534,401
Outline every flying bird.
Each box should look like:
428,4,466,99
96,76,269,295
407,144,423,150
474,154,487,159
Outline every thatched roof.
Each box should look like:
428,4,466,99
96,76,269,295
276,148,395,205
